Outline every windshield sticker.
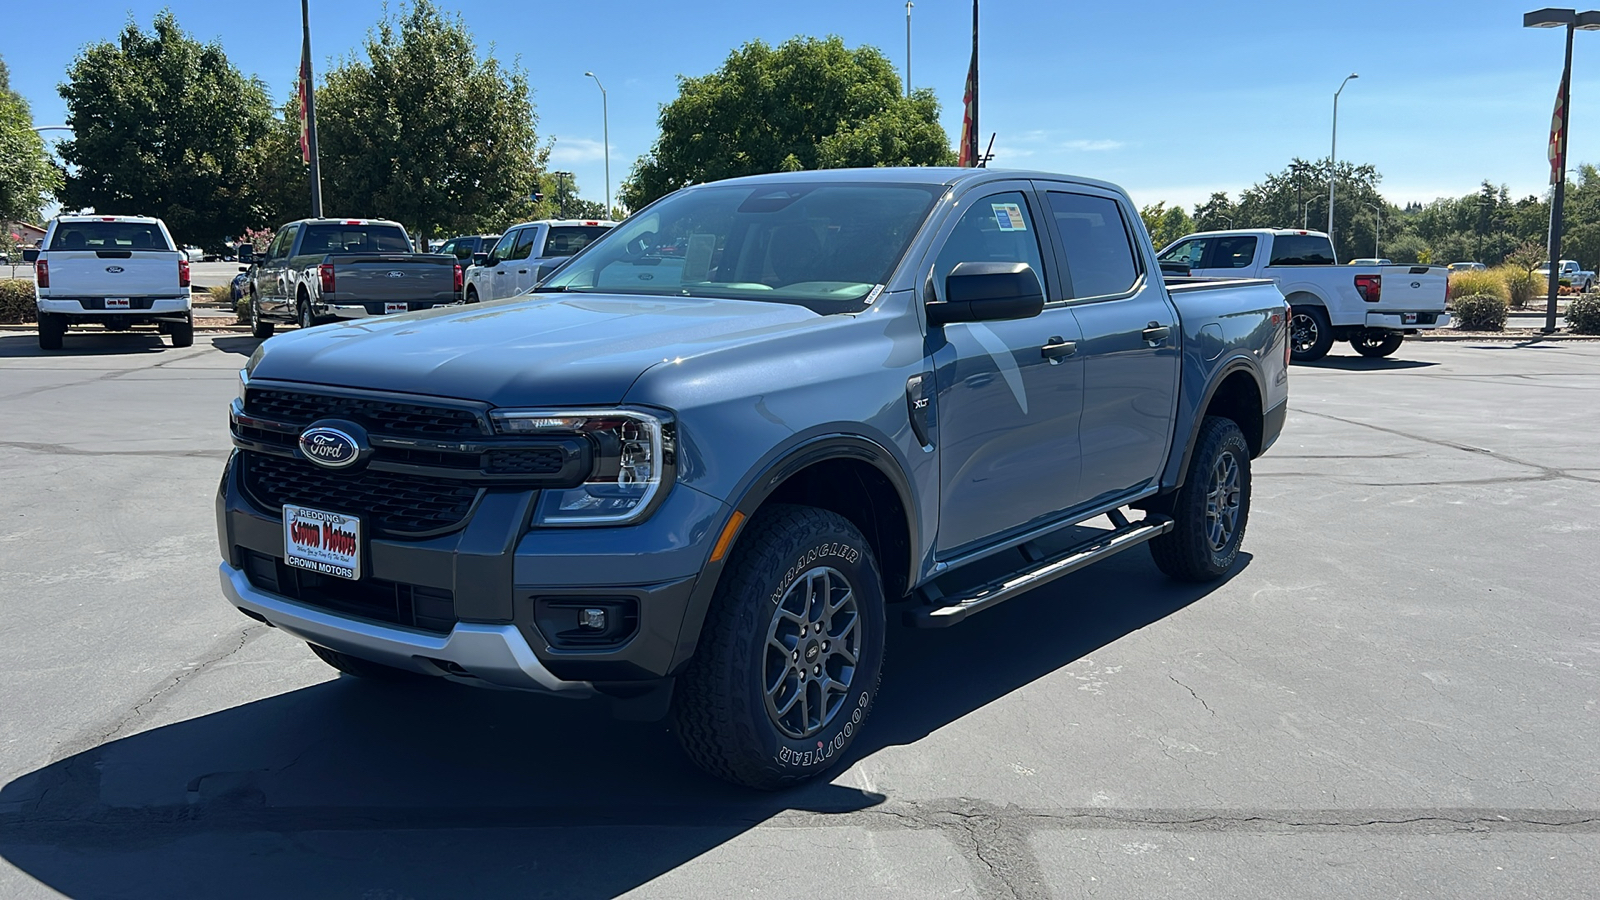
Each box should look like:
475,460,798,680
992,203,1027,232
864,284,885,305
683,233,716,282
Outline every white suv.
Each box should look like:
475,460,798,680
34,215,194,350
462,219,615,303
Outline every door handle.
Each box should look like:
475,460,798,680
1041,337,1077,360
1142,323,1171,346
495,270,508,276
518,269,529,275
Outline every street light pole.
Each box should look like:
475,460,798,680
1366,202,1382,258
1525,9,1600,332
584,72,610,217
1329,73,1359,251
905,1,914,97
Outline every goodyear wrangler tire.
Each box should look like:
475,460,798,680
672,504,886,790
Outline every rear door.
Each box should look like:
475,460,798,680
926,183,1087,555
1190,234,1260,278
1043,186,1182,505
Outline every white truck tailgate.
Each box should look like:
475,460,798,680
1374,265,1447,312
42,250,185,298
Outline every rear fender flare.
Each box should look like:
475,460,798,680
1161,356,1266,494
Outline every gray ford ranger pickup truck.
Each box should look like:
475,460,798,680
218,168,1289,789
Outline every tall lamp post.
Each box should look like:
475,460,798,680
1329,73,1359,251
1525,8,1600,332
905,1,914,97
584,72,610,217
1366,202,1383,258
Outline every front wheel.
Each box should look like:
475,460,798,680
465,286,479,304
672,504,886,790
1351,330,1403,358
1289,305,1333,362
1149,416,1252,582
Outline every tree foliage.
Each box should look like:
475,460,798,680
622,36,956,209
1139,202,1194,250
538,172,608,220
1,54,62,225
315,0,543,244
55,12,273,249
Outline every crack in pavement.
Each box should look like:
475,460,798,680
0,441,229,460
1168,674,1216,716
0,345,216,403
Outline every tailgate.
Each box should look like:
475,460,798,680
1374,265,1447,312
329,256,457,302
40,250,185,297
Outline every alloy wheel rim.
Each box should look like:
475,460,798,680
1205,450,1242,552
1290,313,1319,353
763,565,861,739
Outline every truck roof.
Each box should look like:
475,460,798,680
51,214,167,225
283,218,405,227
1181,228,1333,239
688,166,1130,196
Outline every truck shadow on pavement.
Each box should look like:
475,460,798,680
0,550,1242,899
1293,355,1436,371
0,332,172,358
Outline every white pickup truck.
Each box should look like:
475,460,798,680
1534,259,1595,291
462,218,615,303
34,215,193,351
1158,228,1449,361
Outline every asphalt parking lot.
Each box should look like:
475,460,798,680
1,332,1596,899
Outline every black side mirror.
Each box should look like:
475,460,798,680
473,252,490,266
926,261,1045,326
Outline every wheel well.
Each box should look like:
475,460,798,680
1205,370,1264,457
760,458,912,600
1283,291,1323,310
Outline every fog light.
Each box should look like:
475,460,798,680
578,608,608,631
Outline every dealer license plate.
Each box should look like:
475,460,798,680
283,505,361,580
104,298,130,309
1403,313,1419,324
384,302,408,314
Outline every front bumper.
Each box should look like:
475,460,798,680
1365,311,1450,330
220,562,589,694
216,450,724,685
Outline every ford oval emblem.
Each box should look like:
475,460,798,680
105,265,124,274
298,426,362,469
387,271,405,278
1411,281,1421,288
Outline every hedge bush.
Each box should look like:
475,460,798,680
234,298,251,324
1447,269,1508,303
0,279,36,324
1495,265,1541,309
1452,293,1508,331
206,284,233,305
1567,293,1600,334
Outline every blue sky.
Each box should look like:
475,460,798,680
0,0,1588,216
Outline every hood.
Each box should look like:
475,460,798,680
249,293,824,406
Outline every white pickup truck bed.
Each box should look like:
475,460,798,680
34,215,194,351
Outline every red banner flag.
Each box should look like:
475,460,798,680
298,48,312,164
958,1,978,167
1550,66,1569,185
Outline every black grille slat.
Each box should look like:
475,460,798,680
245,389,485,437
485,447,566,475
243,453,479,535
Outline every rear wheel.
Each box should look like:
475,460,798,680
1289,306,1333,362
672,504,886,790
1150,416,1252,582
298,295,316,329
1351,330,1403,358
169,312,194,348
308,644,426,682
249,292,274,339
38,312,65,350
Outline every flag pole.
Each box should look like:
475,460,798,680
1544,22,1575,334
301,0,324,218
970,0,979,167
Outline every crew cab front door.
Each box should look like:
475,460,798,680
926,185,1086,555
1043,188,1181,504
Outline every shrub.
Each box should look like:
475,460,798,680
1452,293,1508,331
234,298,250,324
0,279,37,324
206,284,233,305
1568,293,1600,334
1495,265,1541,309
1447,269,1508,303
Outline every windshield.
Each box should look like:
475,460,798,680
540,182,944,309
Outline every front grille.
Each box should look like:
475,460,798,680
245,389,485,437
485,447,567,475
242,452,480,535
241,549,457,633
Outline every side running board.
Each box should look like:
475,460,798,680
907,514,1175,628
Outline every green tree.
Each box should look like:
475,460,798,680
538,172,608,220
0,54,64,225
1192,191,1236,232
56,12,274,250
622,36,956,209
1138,201,1194,249
315,0,544,245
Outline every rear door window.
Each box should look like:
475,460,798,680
49,221,174,252
1268,235,1336,266
1045,191,1141,299
511,228,538,261
1208,235,1258,268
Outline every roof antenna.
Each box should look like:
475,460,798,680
977,133,997,168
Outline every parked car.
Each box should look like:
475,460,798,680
181,245,205,263
244,218,462,338
218,167,1289,789
462,219,616,302
33,214,193,350
1447,262,1487,273
1534,259,1595,290
1158,228,1448,360
230,267,253,302
436,233,500,266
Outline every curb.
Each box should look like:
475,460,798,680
1411,331,1599,342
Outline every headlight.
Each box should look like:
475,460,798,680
490,408,674,526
